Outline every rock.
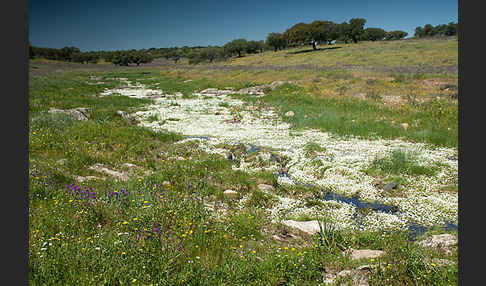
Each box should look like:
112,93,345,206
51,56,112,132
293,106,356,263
88,163,129,181
324,269,369,285
439,84,458,91
223,189,238,198
162,181,171,187
282,220,320,236
417,233,457,250
48,107,90,121
73,175,104,182
382,182,398,192
424,258,454,267
285,111,295,117
336,270,352,278
346,249,385,260
257,184,275,192
183,79,193,83
122,163,137,169
401,122,409,130
116,110,136,123
200,88,219,94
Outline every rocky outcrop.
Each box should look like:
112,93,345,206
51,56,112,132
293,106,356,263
48,107,90,121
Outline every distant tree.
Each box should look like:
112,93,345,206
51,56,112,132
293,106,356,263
266,32,286,51
414,26,424,38
337,21,353,44
445,22,458,36
29,43,35,59
385,30,408,40
224,38,248,57
246,40,264,54
168,49,182,63
423,24,434,37
361,28,387,41
349,18,367,43
283,22,311,47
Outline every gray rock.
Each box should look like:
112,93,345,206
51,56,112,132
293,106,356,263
285,110,295,117
88,163,129,181
382,182,398,192
223,189,238,198
48,107,90,121
282,220,320,236
345,249,385,260
417,233,457,249
257,184,275,192
116,110,136,123
439,84,458,91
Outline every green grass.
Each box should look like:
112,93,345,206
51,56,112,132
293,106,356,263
365,149,441,177
29,43,457,284
230,82,457,148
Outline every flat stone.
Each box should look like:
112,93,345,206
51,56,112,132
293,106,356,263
257,184,275,192
122,163,137,169
382,182,398,191
48,107,89,121
282,220,320,236
223,189,238,198
417,233,457,249
346,249,385,260
89,163,128,181
285,110,295,117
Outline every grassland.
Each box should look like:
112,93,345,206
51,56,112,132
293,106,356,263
29,38,458,285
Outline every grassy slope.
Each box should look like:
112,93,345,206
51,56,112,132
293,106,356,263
29,38,458,285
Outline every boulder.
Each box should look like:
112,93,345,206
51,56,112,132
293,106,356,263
417,233,457,249
345,249,385,260
48,107,90,121
282,220,320,236
257,184,275,192
285,111,295,117
223,189,238,198
382,182,398,192
88,163,129,181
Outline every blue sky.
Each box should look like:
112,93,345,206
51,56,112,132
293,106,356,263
29,0,458,52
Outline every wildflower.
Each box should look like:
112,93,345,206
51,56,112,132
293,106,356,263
370,258,375,262
291,248,296,251
252,250,256,254
121,252,127,255
239,245,243,248
132,278,137,282
122,221,129,225
431,263,436,267
195,245,199,248
133,218,138,221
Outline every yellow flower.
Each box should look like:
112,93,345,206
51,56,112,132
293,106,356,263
284,247,289,250
370,258,375,262
121,252,126,255
431,263,436,267
291,247,296,251
132,278,137,282
195,245,199,248
122,221,128,225
239,245,243,248
132,218,138,221
252,250,256,254
223,234,228,239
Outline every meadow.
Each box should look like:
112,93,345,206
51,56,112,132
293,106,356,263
29,37,458,285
